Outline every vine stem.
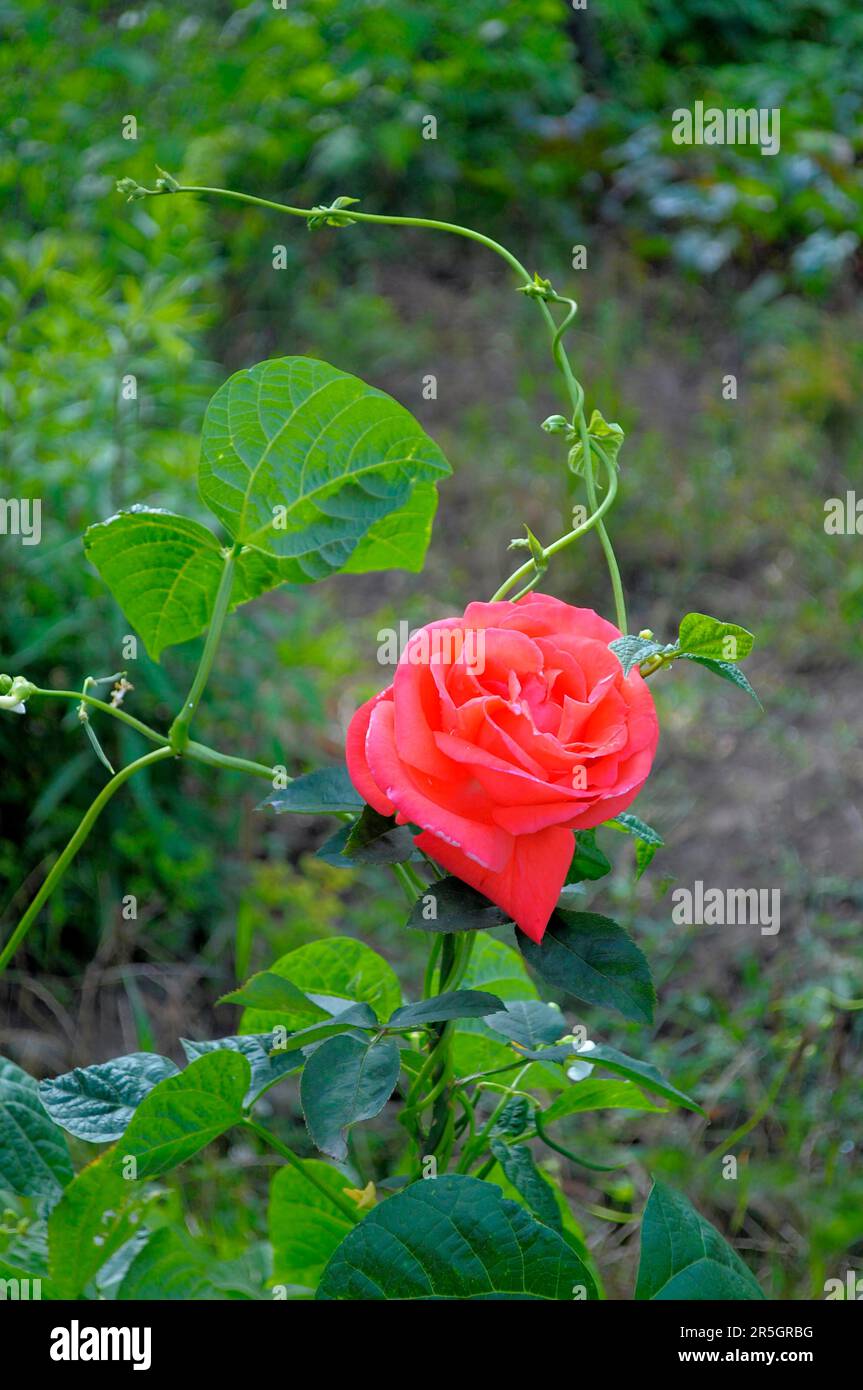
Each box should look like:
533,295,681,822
0,745,175,975
244,1118,361,1224
33,688,169,746
489,447,619,602
170,543,238,751
139,182,627,627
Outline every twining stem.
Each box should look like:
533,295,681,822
490,446,619,602
133,181,627,629
33,688,169,747
244,1118,361,1224
170,544,238,752
0,745,175,975
30,687,280,781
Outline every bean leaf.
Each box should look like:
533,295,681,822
198,356,451,575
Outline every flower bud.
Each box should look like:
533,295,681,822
0,674,36,713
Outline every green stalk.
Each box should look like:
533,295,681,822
245,1119,361,1223
0,745,175,975
33,688,168,747
170,544,237,752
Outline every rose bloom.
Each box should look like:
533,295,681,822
346,593,659,942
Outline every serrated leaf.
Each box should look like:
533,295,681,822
0,1057,73,1201
677,653,763,707
635,840,658,879
517,911,656,1025
406,876,512,933
387,990,505,1029
111,1051,249,1180
484,1000,567,1049
300,1035,400,1160
198,356,450,575
38,1053,180,1143
636,1181,765,1300
341,805,417,864
609,634,669,676
677,613,754,663
566,829,612,883
316,1175,597,1300
259,765,363,815
609,812,664,846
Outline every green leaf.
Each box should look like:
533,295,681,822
269,1160,356,1290
406,876,512,933
112,1051,249,1180
491,1097,531,1138
341,806,417,864
636,1181,765,1300
342,482,439,575
568,409,625,475
608,812,664,847
219,971,330,1020
83,507,291,662
609,634,670,676
198,356,451,575
543,1078,667,1123
489,1140,563,1232
179,1034,299,1103
47,1149,143,1298
517,911,656,1025
566,829,612,884
268,1002,379,1055
239,937,401,1036
484,1000,567,1049
635,840,658,879
317,1175,597,1300
300,1035,400,1161
677,653,763,707
677,612,754,663
117,1227,263,1301
387,990,505,1029
259,765,363,815
0,1056,73,1200
38,1053,181,1143
586,1045,704,1114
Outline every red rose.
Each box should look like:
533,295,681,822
346,593,659,942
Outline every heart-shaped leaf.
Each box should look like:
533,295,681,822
636,1181,765,1299
317,1175,597,1300
38,1052,180,1144
517,911,656,1025
300,1035,400,1160
111,1051,250,1179
198,356,450,574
